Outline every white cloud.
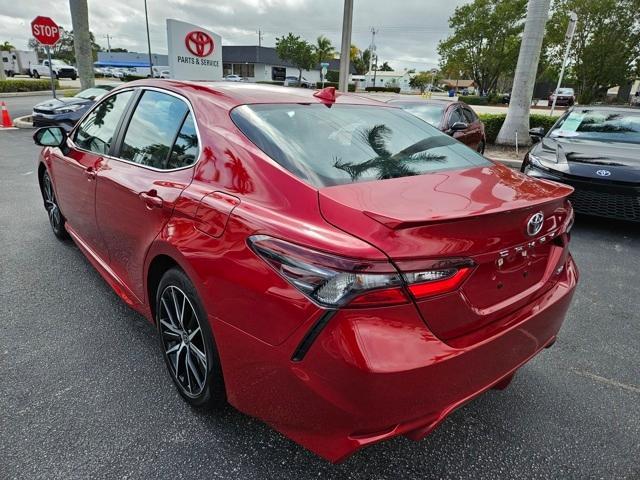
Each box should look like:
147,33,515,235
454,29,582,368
2,0,468,71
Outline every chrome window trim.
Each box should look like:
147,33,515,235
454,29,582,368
67,85,203,173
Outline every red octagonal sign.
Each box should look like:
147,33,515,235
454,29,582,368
31,16,61,46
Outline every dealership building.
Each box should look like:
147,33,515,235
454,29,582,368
96,46,352,82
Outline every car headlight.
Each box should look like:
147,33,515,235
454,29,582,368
54,104,83,114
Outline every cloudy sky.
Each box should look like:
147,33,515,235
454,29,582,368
1,0,469,71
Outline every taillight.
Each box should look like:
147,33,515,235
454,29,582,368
248,235,474,308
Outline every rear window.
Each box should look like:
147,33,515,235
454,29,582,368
231,104,489,187
550,109,640,144
390,101,444,126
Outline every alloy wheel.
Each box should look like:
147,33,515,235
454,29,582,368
158,285,208,397
43,173,62,232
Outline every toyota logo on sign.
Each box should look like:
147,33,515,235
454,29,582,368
596,169,611,177
185,31,214,57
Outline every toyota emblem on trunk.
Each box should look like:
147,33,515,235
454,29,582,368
596,169,611,177
526,212,544,237
185,31,214,57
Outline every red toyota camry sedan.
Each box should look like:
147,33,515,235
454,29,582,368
33,81,578,462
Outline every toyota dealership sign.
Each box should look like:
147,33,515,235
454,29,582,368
167,19,222,81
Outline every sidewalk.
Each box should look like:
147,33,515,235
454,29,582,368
485,144,525,169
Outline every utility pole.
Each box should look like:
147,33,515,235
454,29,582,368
368,27,377,87
104,34,112,53
69,0,95,89
550,12,578,116
338,0,353,93
256,28,264,63
144,0,154,78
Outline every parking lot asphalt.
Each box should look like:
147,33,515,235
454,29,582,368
1,128,638,479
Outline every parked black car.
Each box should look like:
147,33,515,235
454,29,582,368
522,106,640,222
32,85,114,128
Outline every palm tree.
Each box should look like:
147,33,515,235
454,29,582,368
496,0,552,146
333,124,446,181
314,35,335,63
0,41,15,51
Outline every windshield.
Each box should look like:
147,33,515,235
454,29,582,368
390,102,445,126
556,89,574,95
75,87,112,100
550,109,640,144
231,104,490,187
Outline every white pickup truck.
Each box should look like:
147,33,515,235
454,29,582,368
32,59,77,80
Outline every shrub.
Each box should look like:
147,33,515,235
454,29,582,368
325,70,339,82
0,79,60,93
479,113,560,143
459,95,488,105
365,86,401,93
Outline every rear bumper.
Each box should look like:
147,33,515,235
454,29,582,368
213,255,578,462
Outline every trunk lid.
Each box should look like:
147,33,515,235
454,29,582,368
318,163,574,341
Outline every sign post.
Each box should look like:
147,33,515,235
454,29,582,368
31,16,61,99
551,11,578,116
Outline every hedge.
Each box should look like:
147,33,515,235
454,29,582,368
479,113,560,144
0,79,60,93
365,86,401,93
459,95,489,106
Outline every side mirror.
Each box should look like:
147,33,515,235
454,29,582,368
529,127,545,143
33,126,67,147
450,121,469,132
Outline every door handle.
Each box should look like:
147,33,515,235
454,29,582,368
84,167,97,180
139,190,164,209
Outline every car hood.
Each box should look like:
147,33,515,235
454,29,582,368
531,136,640,182
33,97,91,110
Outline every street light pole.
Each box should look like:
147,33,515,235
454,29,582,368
338,0,353,93
144,0,154,78
550,11,578,116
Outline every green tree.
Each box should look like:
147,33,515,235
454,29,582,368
350,45,372,75
0,41,15,51
378,61,393,71
438,0,528,94
409,72,436,93
545,0,640,104
314,35,335,85
276,33,316,85
28,29,102,64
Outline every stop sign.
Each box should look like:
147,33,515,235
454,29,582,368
31,16,61,46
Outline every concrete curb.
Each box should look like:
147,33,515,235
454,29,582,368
487,157,522,169
0,90,74,98
14,115,35,129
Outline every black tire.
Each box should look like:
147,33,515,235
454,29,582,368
477,140,486,155
71,75,77,80
33,70,40,79
40,170,68,240
156,268,226,409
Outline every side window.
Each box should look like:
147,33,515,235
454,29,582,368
448,108,465,127
167,113,199,169
120,90,189,169
74,90,133,155
462,108,477,123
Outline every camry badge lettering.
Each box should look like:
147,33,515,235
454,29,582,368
596,169,611,177
526,212,545,237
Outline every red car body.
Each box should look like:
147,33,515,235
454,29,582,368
36,80,578,462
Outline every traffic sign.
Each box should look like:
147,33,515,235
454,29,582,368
31,16,61,46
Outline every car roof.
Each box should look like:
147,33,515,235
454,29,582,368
386,98,455,107
120,79,387,109
570,105,640,114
